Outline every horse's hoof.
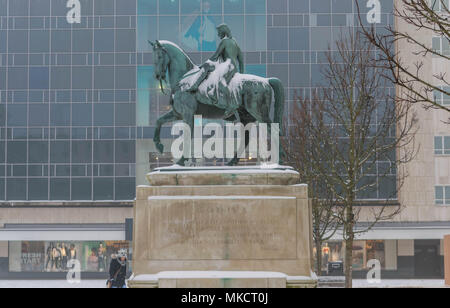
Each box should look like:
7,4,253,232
176,159,187,166
227,158,239,166
156,143,164,154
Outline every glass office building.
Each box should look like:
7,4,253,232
0,0,394,202
0,0,138,201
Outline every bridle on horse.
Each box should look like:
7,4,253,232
156,45,169,96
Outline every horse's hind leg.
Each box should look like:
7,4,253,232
262,91,284,165
175,113,193,167
227,110,254,166
245,90,283,165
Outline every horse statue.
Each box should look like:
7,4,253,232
149,39,285,166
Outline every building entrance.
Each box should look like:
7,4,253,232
414,240,441,278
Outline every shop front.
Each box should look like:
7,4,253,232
316,240,389,276
0,224,131,279
319,222,450,278
8,240,129,274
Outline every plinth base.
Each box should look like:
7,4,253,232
131,166,316,288
128,271,317,288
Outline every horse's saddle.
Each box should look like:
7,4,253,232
178,59,241,114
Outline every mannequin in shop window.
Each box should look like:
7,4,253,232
69,244,77,261
60,244,68,270
52,244,61,271
98,243,107,272
45,243,54,272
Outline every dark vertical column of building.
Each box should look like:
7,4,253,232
414,239,444,278
48,0,72,202
396,255,415,278
3,0,31,201
90,0,137,201
113,0,137,201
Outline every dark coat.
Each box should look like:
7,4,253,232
109,257,127,288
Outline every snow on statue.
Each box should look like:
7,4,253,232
179,59,272,115
150,23,285,166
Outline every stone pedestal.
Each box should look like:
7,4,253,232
129,166,317,288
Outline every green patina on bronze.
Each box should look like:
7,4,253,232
149,23,285,166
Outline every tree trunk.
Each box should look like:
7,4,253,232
312,198,323,276
315,237,322,276
344,201,355,288
344,236,354,288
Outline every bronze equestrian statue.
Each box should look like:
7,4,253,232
150,24,285,166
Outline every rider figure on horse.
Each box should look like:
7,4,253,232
187,23,245,108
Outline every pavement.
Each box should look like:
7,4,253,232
0,279,448,288
0,279,106,288
353,279,448,288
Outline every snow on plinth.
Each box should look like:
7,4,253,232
148,195,296,200
151,164,299,175
131,271,315,281
133,271,286,281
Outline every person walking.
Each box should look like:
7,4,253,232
107,249,128,288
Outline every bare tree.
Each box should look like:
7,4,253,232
284,111,339,276
357,0,450,113
287,30,417,288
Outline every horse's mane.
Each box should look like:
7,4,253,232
159,40,196,70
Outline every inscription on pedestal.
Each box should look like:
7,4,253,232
147,197,298,260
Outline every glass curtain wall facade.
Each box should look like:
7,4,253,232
0,0,137,201
0,0,394,201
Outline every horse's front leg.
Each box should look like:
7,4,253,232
175,115,194,167
154,110,179,154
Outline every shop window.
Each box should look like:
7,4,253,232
366,240,386,268
352,241,365,270
8,241,130,273
353,240,386,270
315,241,344,273
318,240,388,273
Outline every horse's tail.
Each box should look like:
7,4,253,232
269,78,285,135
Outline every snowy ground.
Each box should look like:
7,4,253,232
0,280,106,288
0,279,448,288
353,279,448,288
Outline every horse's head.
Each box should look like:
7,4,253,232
149,40,169,82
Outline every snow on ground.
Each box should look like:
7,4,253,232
353,279,448,288
0,280,106,288
0,279,447,288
